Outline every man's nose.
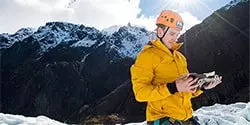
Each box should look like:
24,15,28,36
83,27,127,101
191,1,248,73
171,37,177,41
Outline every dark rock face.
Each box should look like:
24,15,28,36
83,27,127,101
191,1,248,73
2,61,90,121
77,80,146,124
178,1,249,109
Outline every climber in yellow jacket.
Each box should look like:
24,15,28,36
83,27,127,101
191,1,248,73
130,10,222,125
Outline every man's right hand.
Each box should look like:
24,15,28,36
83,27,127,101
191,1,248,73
175,74,199,93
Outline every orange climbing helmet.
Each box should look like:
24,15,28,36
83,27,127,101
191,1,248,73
156,10,184,30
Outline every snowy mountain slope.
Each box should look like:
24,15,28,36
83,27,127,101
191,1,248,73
32,22,102,52
0,22,152,58
0,28,35,49
102,25,122,36
108,25,154,57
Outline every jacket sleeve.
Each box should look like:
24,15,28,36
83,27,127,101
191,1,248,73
192,90,203,98
130,49,173,102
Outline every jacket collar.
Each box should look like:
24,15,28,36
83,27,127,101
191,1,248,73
151,38,183,56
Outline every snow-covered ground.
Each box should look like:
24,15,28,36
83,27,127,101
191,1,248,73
126,102,250,125
193,102,250,125
0,113,67,125
0,102,249,125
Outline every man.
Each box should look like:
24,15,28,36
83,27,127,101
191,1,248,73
130,10,222,125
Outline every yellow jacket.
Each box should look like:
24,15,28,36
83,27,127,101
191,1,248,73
130,39,203,121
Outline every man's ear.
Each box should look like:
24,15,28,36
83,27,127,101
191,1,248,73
156,27,164,38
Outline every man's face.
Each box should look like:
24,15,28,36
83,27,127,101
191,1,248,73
157,27,181,49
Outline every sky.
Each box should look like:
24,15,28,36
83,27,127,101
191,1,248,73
0,0,231,34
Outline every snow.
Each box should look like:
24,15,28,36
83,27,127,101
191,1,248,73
126,102,250,125
126,121,147,125
102,24,155,58
224,0,248,10
0,102,249,125
97,41,105,47
0,113,67,125
70,37,97,47
118,35,149,58
13,28,36,41
102,25,122,36
193,102,250,125
0,28,35,49
33,22,78,51
111,26,155,58
81,53,90,62
30,22,101,52
1,22,151,58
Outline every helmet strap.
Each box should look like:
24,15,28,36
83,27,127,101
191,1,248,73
157,27,169,42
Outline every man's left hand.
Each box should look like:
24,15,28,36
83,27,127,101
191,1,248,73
203,76,222,90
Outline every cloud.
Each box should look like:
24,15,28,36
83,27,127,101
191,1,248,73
180,11,202,33
130,15,156,31
0,0,73,33
70,0,141,29
0,0,200,34
0,0,142,33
